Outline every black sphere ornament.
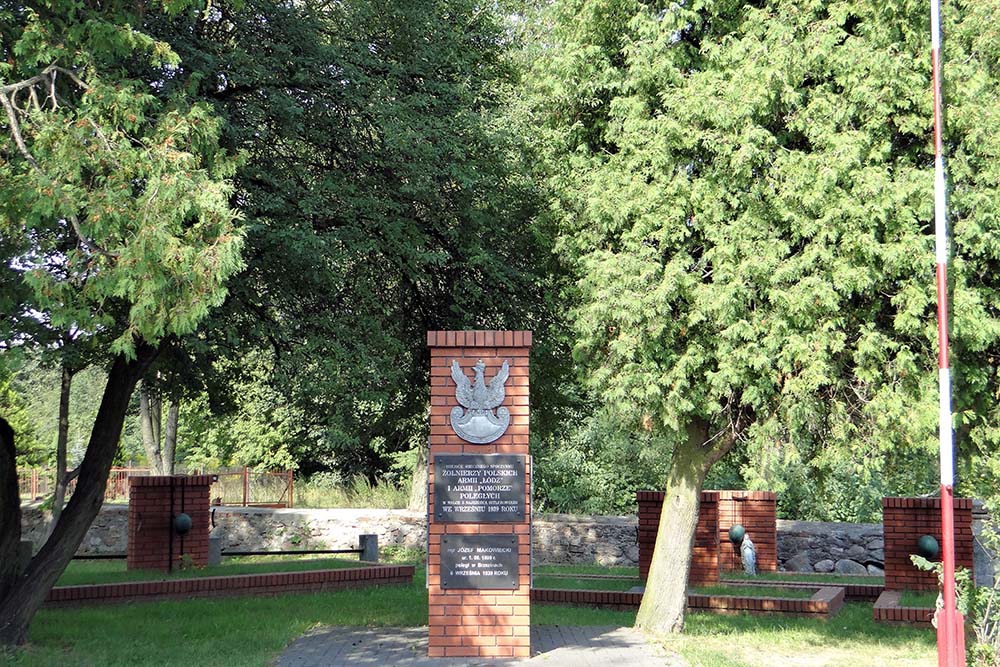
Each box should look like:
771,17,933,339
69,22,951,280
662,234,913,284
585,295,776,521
916,534,940,560
728,524,745,544
173,512,193,536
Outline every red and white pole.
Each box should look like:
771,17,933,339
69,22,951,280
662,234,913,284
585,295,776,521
930,2,965,664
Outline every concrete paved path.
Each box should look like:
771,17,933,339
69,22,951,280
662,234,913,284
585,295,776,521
275,626,682,667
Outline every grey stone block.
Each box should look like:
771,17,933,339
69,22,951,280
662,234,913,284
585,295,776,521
835,559,868,575
813,559,835,573
785,552,812,572
208,536,223,566
359,534,378,562
846,544,867,559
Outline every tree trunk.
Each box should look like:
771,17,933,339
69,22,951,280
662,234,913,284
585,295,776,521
635,419,729,635
139,381,164,474
0,418,22,610
50,365,74,529
0,344,158,647
163,398,179,475
407,437,428,512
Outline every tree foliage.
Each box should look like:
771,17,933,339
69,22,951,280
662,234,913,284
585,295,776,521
526,0,1000,632
133,0,560,478
0,0,243,645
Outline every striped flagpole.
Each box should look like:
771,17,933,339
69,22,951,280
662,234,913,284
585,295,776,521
930,1,965,665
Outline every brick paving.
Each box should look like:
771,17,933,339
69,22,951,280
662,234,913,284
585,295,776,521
275,626,682,667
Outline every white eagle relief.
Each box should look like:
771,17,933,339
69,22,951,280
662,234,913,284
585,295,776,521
449,359,511,444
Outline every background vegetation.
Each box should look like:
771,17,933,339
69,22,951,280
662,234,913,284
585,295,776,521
5,0,1000,526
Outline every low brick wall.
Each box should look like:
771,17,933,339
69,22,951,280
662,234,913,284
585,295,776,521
719,575,883,602
532,586,845,619
531,588,641,610
873,590,934,628
688,586,844,618
45,564,414,607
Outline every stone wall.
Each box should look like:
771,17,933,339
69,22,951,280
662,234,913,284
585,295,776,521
21,503,129,554
973,500,996,587
776,519,885,576
18,504,997,578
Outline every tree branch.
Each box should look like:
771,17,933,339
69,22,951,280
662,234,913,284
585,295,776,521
0,93,42,171
1,67,117,259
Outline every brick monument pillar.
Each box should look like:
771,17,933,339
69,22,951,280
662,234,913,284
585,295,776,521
882,496,974,591
427,331,532,658
716,491,778,573
638,490,719,585
127,475,214,571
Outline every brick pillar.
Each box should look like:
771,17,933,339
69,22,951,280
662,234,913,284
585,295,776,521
716,491,777,573
127,475,213,571
637,490,719,586
427,331,532,659
883,497,974,591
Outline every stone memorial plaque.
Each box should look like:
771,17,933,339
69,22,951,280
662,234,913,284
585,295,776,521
433,454,525,523
439,534,519,590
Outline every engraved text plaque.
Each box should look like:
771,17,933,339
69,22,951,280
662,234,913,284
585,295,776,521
433,454,526,523
439,534,519,590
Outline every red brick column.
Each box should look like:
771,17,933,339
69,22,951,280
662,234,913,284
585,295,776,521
127,475,213,571
427,331,531,659
637,490,719,586
883,497,974,591
716,491,777,573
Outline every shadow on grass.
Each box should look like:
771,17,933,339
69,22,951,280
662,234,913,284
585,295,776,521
4,566,934,667
669,602,935,667
6,566,431,667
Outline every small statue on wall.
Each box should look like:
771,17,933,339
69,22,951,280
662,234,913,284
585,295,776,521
741,533,758,576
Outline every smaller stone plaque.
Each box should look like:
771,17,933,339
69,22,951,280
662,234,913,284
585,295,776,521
439,534,519,590
433,454,526,523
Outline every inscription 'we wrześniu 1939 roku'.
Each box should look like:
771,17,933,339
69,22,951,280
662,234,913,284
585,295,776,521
433,454,526,523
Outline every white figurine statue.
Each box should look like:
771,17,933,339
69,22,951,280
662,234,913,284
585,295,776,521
741,534,758,576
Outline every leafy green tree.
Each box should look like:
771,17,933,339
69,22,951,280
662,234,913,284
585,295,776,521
527,0,1000,634
0,2,242,645
137,0,562,481
0,363,42,466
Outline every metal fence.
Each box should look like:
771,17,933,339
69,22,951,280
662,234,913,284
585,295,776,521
17,466,294,508
209,468,294,508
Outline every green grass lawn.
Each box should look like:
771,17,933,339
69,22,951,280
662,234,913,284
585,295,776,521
532,575,642,591
670,602,935,667
56,556,369,586
2,563,935,667
899,590,939,608
534,564,639,577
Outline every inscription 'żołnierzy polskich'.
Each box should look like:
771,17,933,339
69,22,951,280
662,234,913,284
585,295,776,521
433,454,525,523
440,534,519,589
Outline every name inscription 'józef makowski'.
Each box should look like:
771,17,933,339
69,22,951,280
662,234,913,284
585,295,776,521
439,534,519,590
433,454,526,523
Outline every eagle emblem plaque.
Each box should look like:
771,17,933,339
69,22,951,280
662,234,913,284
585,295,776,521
449,359,510,444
